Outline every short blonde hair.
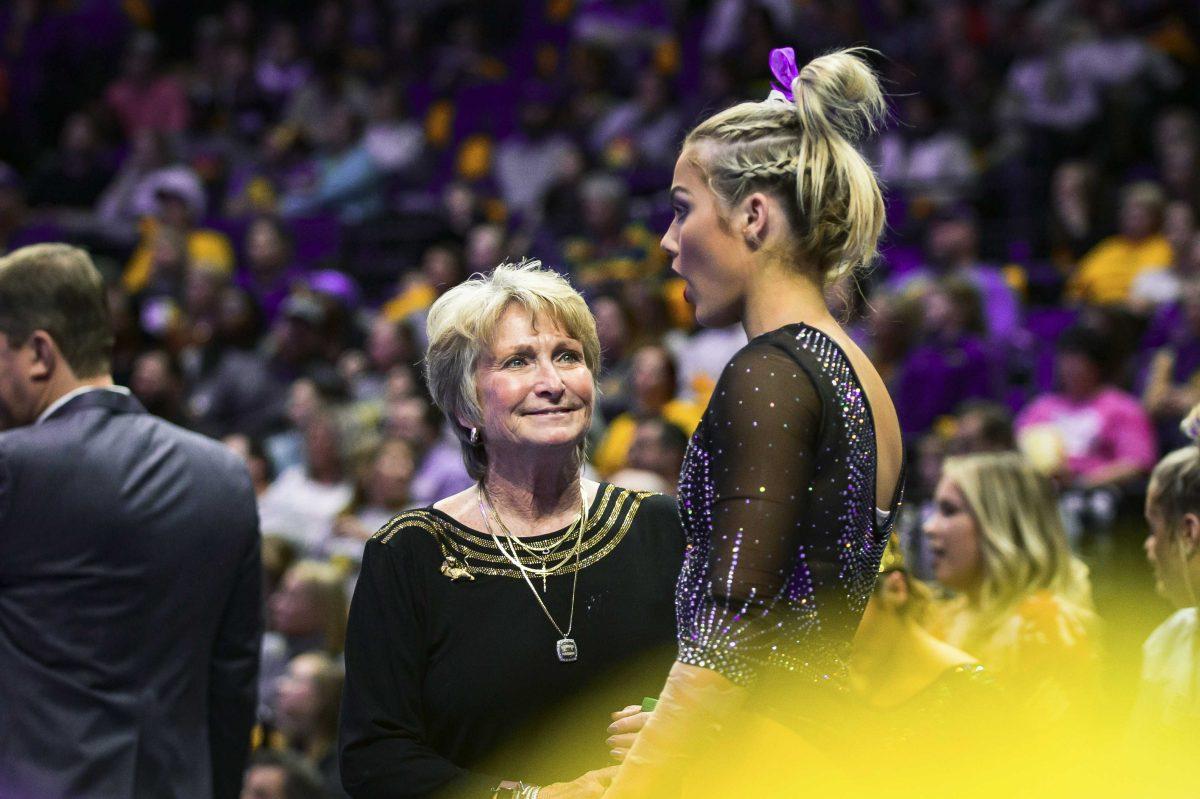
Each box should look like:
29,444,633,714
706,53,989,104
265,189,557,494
685,47,886,283
424,260,600,480
941,452,1093,649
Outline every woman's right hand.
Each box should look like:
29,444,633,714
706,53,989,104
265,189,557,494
605,704,650,762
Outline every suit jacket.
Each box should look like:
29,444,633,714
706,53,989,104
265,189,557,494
0,390,262,799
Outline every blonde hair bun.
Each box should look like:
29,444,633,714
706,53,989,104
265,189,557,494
685,47,887,282
793,47,887,146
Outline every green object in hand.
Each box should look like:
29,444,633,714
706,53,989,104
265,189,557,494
641,696,658,712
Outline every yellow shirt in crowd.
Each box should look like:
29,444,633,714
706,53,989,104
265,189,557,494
122,220,235,294
1066,233,1172,305
593,398,704,478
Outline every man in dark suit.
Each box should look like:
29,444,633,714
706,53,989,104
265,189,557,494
0,244,262,798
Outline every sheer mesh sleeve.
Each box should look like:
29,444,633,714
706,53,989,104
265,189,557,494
677,341,823,686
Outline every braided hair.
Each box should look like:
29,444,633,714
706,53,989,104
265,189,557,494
685,48,886,282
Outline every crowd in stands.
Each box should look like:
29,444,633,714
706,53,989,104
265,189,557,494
2,0,1199,795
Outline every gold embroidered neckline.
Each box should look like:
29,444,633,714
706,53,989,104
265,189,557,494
374,484,651,578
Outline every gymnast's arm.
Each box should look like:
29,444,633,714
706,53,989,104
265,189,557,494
604,342,822,796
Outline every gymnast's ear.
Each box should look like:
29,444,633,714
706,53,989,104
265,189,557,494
738,192,772,250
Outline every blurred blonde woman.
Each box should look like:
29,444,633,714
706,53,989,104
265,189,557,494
923,452,1099,720
260,560,349,725
1130,404,1200,744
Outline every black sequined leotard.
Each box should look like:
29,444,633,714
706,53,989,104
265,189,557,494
676,324,904,695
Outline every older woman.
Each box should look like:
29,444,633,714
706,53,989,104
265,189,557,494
338,263,683,798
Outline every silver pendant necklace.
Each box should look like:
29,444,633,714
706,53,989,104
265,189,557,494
479,485,585,662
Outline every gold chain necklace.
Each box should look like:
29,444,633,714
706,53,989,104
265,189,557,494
478,484,586,662
478,485,585,587
488,504,578,557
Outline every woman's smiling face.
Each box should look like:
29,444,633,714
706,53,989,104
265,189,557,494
472,304,595,455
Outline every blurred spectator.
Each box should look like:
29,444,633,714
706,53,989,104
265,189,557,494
950,401,1016,455
188,293,338,439
876,93,976,208
258,412,354,553
137,224,189,305
240,749,325,799
121,165,234,295
260,560,348,725
861,290,922,387
271,653,348,798
924,452,1098,722
428,10,507,93
591,293,635,421
386,393,471,506
562,173,667,289
131,348,188,427
342,316,419,403
279,101,386,224
1131,410,1200,742
1002,22,1101,142
237,216,306,325
283,50,371,150
104,32,189,137
671,320,748,404
381,242,466,334
538,144,589,242
362,83,423,177
1129,201,1198,313
329,438,419,560
1046,161,1107,275
593,344,702,477
1067,182,1173,306
1143,279,1200,451
26,112,114,209
1154,107,1200,208
893,278,1002,436
191,36,272,144
890,207,1022,342
850,538,990,764
224,433,275,497
494,83,575,222
464,222,508,275
590,68,682,180
260,536,300,601
609,416,689,496
256,21,311,115
266,376,342,476
0,163,32,255
1017,325,1157,491
95,129,174,230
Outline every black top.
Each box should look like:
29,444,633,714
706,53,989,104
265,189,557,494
675,324,904,696
338,484,684,798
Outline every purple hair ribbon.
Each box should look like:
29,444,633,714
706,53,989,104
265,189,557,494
768,47,799,103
